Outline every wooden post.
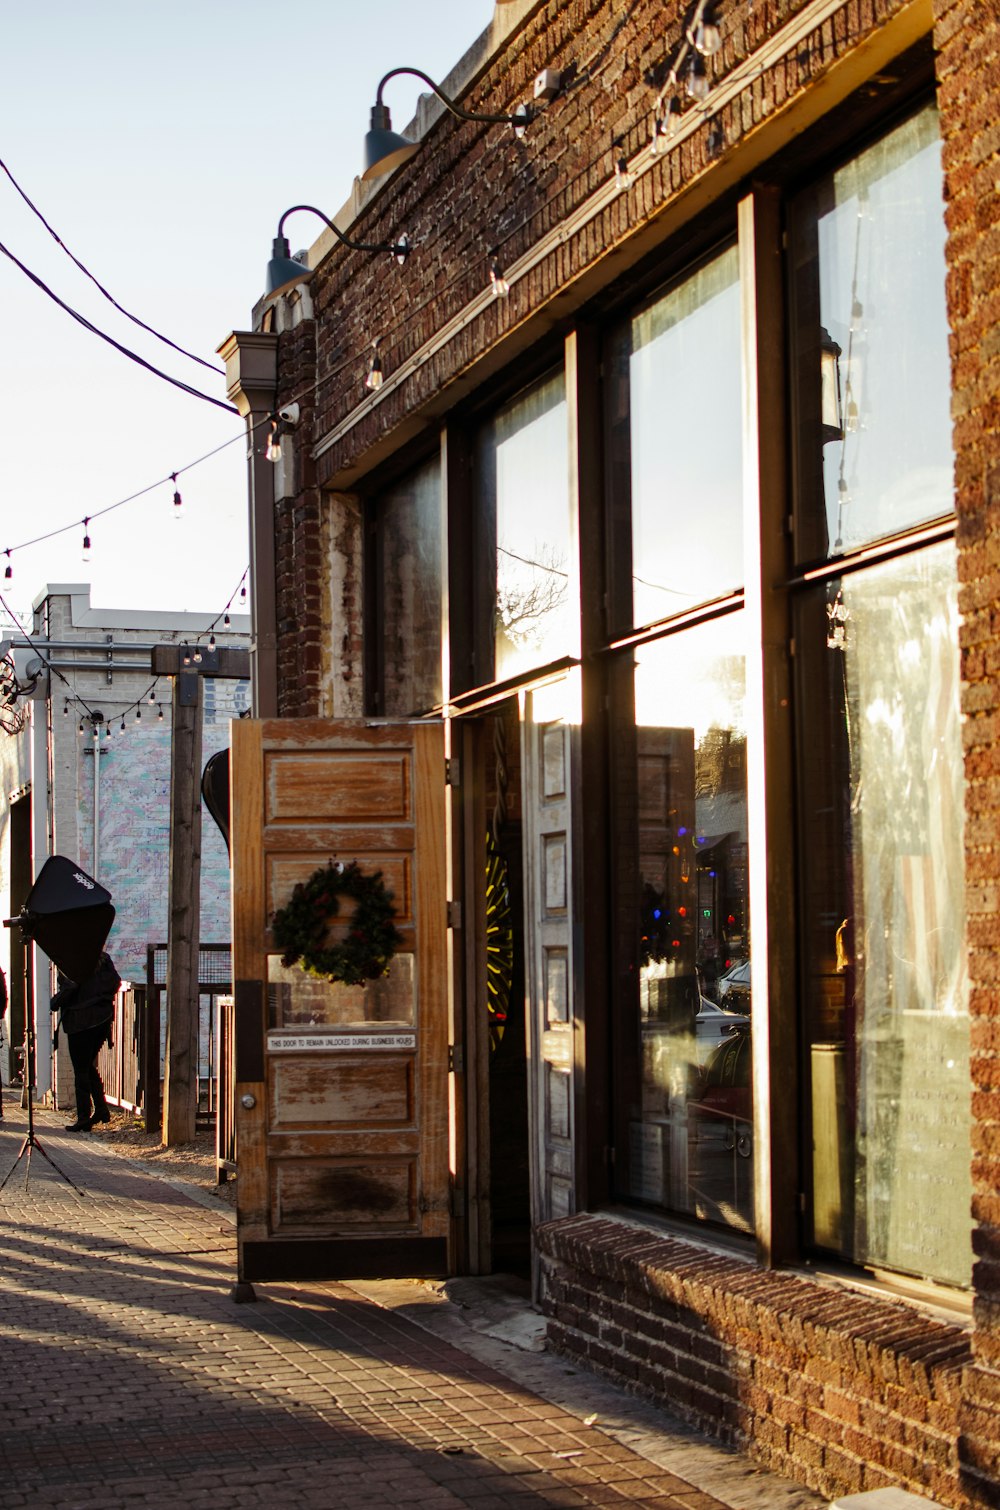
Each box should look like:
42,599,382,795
163,667,203,1144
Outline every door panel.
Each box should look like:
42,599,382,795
232,718,448,1281
522,682,577,1248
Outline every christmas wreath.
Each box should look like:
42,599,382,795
271,859,403,986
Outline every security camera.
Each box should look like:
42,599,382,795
277,402,300,426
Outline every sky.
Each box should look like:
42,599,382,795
0,0,497,633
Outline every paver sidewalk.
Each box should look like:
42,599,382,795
0,1103,820,1510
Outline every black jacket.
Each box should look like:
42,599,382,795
50,953,121,1035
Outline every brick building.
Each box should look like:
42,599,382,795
0,584,250,1103
221,1,1000,1502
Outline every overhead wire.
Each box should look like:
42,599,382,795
0,154,225,376
0,237,238,414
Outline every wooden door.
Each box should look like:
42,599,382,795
522,684,577,1240
231,718,448,1282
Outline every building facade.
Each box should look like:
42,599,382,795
222,1,1000,1502
0,584,250,1102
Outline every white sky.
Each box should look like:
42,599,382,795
0,0,497,630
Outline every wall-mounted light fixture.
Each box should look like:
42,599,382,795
265,204,411,299
363,67,532,180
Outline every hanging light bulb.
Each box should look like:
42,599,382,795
691,5,722,56
78,719,84,736
209,633,216,650
3,550,11,583
104,723,111,740
82,519,92,562
223,612,231,627
239,584,247,605
365,339,384,392
614,138,634,191
182,648,192,667
686,51,710,102
135,706,142,722
119,717,126,733
63,701,69,717
488,250,510,298
157,703,164,722
92,723,99,744
266,417,282,464
147,687,156,705
193,645,203,665
171,473,184,520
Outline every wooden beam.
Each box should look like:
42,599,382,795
162,670,203,1145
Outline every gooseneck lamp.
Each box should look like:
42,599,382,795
363,67,531,180
265,204,411,298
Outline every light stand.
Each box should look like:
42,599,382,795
0,912,83,1195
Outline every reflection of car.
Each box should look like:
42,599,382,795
716,959,750,1003
695,999,750,1061
692,1024,752,1156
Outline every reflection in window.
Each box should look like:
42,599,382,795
476,371,575,681
267,954,416,1029
797,546,970,1288
625,616,752,1232
791,105,953,560
630,247,743,628
376,455,443,714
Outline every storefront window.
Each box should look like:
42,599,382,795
791,105,953,562
623,617,753,1232
629,248,743,628
475,371,575,681
376,455,443,714
792,102,969,1290
796,548,969,1287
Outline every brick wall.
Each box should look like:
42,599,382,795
933,3,1000,1502
539,1215,971,1504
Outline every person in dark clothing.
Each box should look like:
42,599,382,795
50,952,120,1131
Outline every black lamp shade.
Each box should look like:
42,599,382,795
363,103,420,180
265,235,313,298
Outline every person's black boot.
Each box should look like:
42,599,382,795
65,1118,93,1132
90,1104,111,1125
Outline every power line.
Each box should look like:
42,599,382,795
0,236,238,414
0,154,225,376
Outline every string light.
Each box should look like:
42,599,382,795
365,339,384,393
193,645,203,664
613,137,634,191
686,51,710,102
119,716,126,733
488,250,510,298
171,472,183,520
135,706,142,721
158,704,164,722
266,415,282,463
690,4,722,57
82,520,92,561
3,551,10,583
209,633,216,650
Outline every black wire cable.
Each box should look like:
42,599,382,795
0,154,226,376
0,237,238,414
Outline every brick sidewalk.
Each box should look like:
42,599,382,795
0,1103,819,1510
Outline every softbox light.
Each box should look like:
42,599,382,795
18,855,115,983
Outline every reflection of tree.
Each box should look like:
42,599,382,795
496,543,568,650
696,727,746,800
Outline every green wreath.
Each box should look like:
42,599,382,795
272,859,403,986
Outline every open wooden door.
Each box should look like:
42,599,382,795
230,718,448,1282
522,680,578,1254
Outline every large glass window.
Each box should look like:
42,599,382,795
375,454,443,715
620,618,752,1231
790,106,953,561
475,371,575,682
791,106,969,1289
629,248,743,627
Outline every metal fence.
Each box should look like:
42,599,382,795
143,944,232,1135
